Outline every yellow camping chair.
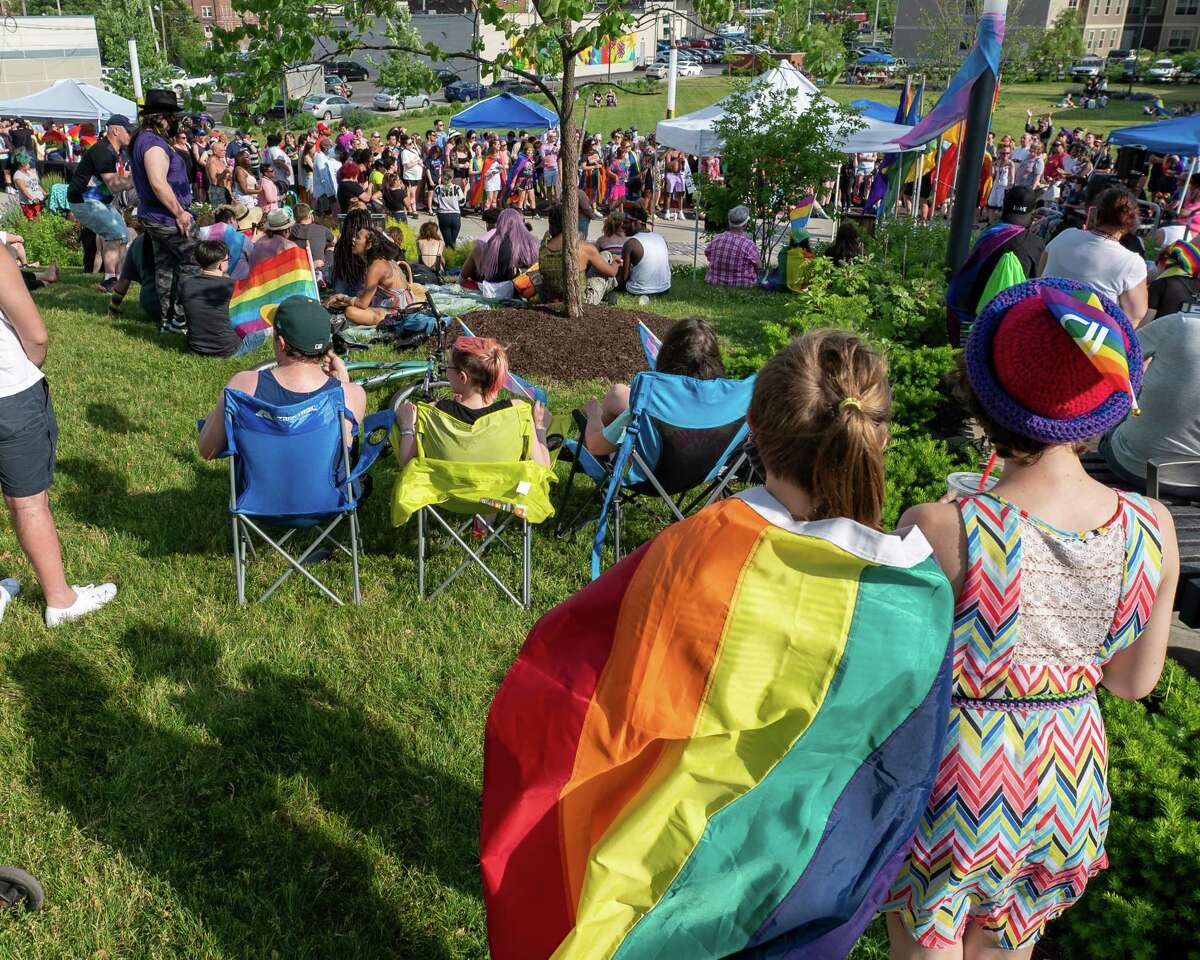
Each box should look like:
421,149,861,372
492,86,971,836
391,401,556,608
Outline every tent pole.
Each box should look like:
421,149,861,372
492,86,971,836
1183,155,1197,241
692,200,700,275
912,152,924,220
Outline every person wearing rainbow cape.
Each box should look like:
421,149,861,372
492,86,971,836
885,278,1179,957
482,330,958,958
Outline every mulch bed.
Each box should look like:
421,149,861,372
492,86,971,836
455,304,675,384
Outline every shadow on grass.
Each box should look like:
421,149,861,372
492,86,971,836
114,317,187,352
55,456,228,556
84,402,145,435
12,624,481,958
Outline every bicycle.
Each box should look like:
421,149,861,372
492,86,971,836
253,291,457,412
0,866,45,912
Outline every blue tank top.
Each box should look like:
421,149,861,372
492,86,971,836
254,369,342,406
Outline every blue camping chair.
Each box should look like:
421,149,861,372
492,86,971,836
556,371,758,579
218,387,394,605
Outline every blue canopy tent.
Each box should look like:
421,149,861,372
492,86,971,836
1109,116,1200,225
850,98,902,123
449,92,559,131
1107,115,1200,155
857,51,897,65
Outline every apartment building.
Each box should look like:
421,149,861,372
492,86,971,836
893,0,1200,59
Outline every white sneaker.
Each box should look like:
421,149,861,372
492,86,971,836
45,583,117,627
0,578,19,621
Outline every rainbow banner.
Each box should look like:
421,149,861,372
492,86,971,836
228,246,318,339
891,0,1004,151
637,320,661,367
482,489,954,960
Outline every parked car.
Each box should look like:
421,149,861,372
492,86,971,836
685,38,712,48
324,74,352,95
492,77,538,95
647,61,702,79
373,90,434,111
1069,56,1105,79
328,59,369,82
1189,67,1200,84
445,79,491,102
697,48,721,63
1147,58,1181,82
303,94,352,119
435,67,460,87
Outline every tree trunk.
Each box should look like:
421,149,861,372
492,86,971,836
558,41,584,320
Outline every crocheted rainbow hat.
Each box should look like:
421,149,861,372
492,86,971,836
965,277,1143,444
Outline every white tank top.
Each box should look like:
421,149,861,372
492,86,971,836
0,306,44,400
626,231,671,295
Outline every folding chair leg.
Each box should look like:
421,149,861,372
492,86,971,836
246,515,346,605
417,508,426,600
350,509,362,606
522,518,531,609
233,517,246,606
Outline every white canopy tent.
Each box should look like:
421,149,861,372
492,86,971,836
0,79,136,126
654,62,913,157
655,62,918,271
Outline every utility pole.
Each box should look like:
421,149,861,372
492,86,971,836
146,0,161,54
872,0,881,41
946,0,1008,272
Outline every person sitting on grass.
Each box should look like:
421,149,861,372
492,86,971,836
704,204,760,288
416,221,446,276
198,295,366,459
107,228,159,320
394,336,551,468
538,203,621,305
342,228,411,327
178,239,246,359
617,203,672,297
248,208,298,269
584,317,725,456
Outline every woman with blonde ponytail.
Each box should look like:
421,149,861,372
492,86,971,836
479,329,958,954
747,328,891,527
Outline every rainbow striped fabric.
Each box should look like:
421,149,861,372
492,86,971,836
789,195,814,240
637,320,661,367
1040,285,1138,413
1158,239,1200,280
482,489,955,960
228,246,318,339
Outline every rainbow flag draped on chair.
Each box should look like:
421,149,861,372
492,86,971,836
228,246,318,339
481,490,955,960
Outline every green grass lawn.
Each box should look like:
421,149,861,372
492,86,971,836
0,268,907,958
370,74,1197,148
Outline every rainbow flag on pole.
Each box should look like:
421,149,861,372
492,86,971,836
228,245,319,339
637,320,661,367
482,489,954,960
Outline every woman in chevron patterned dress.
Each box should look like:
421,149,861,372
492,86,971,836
883,279,1180,958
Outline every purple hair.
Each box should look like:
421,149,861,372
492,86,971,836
477,208,539,282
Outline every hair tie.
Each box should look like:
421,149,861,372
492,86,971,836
839,397,863,411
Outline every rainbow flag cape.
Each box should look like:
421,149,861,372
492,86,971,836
1041,285,1139,413
228,246,318,339
637,320,661,367
482,489,955,960
457,318,546,403
892,0,1004,151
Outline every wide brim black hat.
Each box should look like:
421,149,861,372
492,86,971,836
141,88,182,115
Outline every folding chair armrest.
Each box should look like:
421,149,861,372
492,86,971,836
348,409,396,482
1147,457,1200,500
196,418,233,459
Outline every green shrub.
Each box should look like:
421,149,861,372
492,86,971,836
1043,661,1200,958
0,207,81,266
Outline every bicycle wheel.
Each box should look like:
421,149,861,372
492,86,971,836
0,866,45,912
388,380,453,416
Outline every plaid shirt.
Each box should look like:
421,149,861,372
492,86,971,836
705,230,761,287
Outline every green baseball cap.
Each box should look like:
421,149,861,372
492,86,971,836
266,296,332,356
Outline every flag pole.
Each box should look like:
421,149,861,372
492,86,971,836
947,0,1008,270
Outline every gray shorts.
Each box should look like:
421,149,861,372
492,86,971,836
0,378,57,498
69,199,128,242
